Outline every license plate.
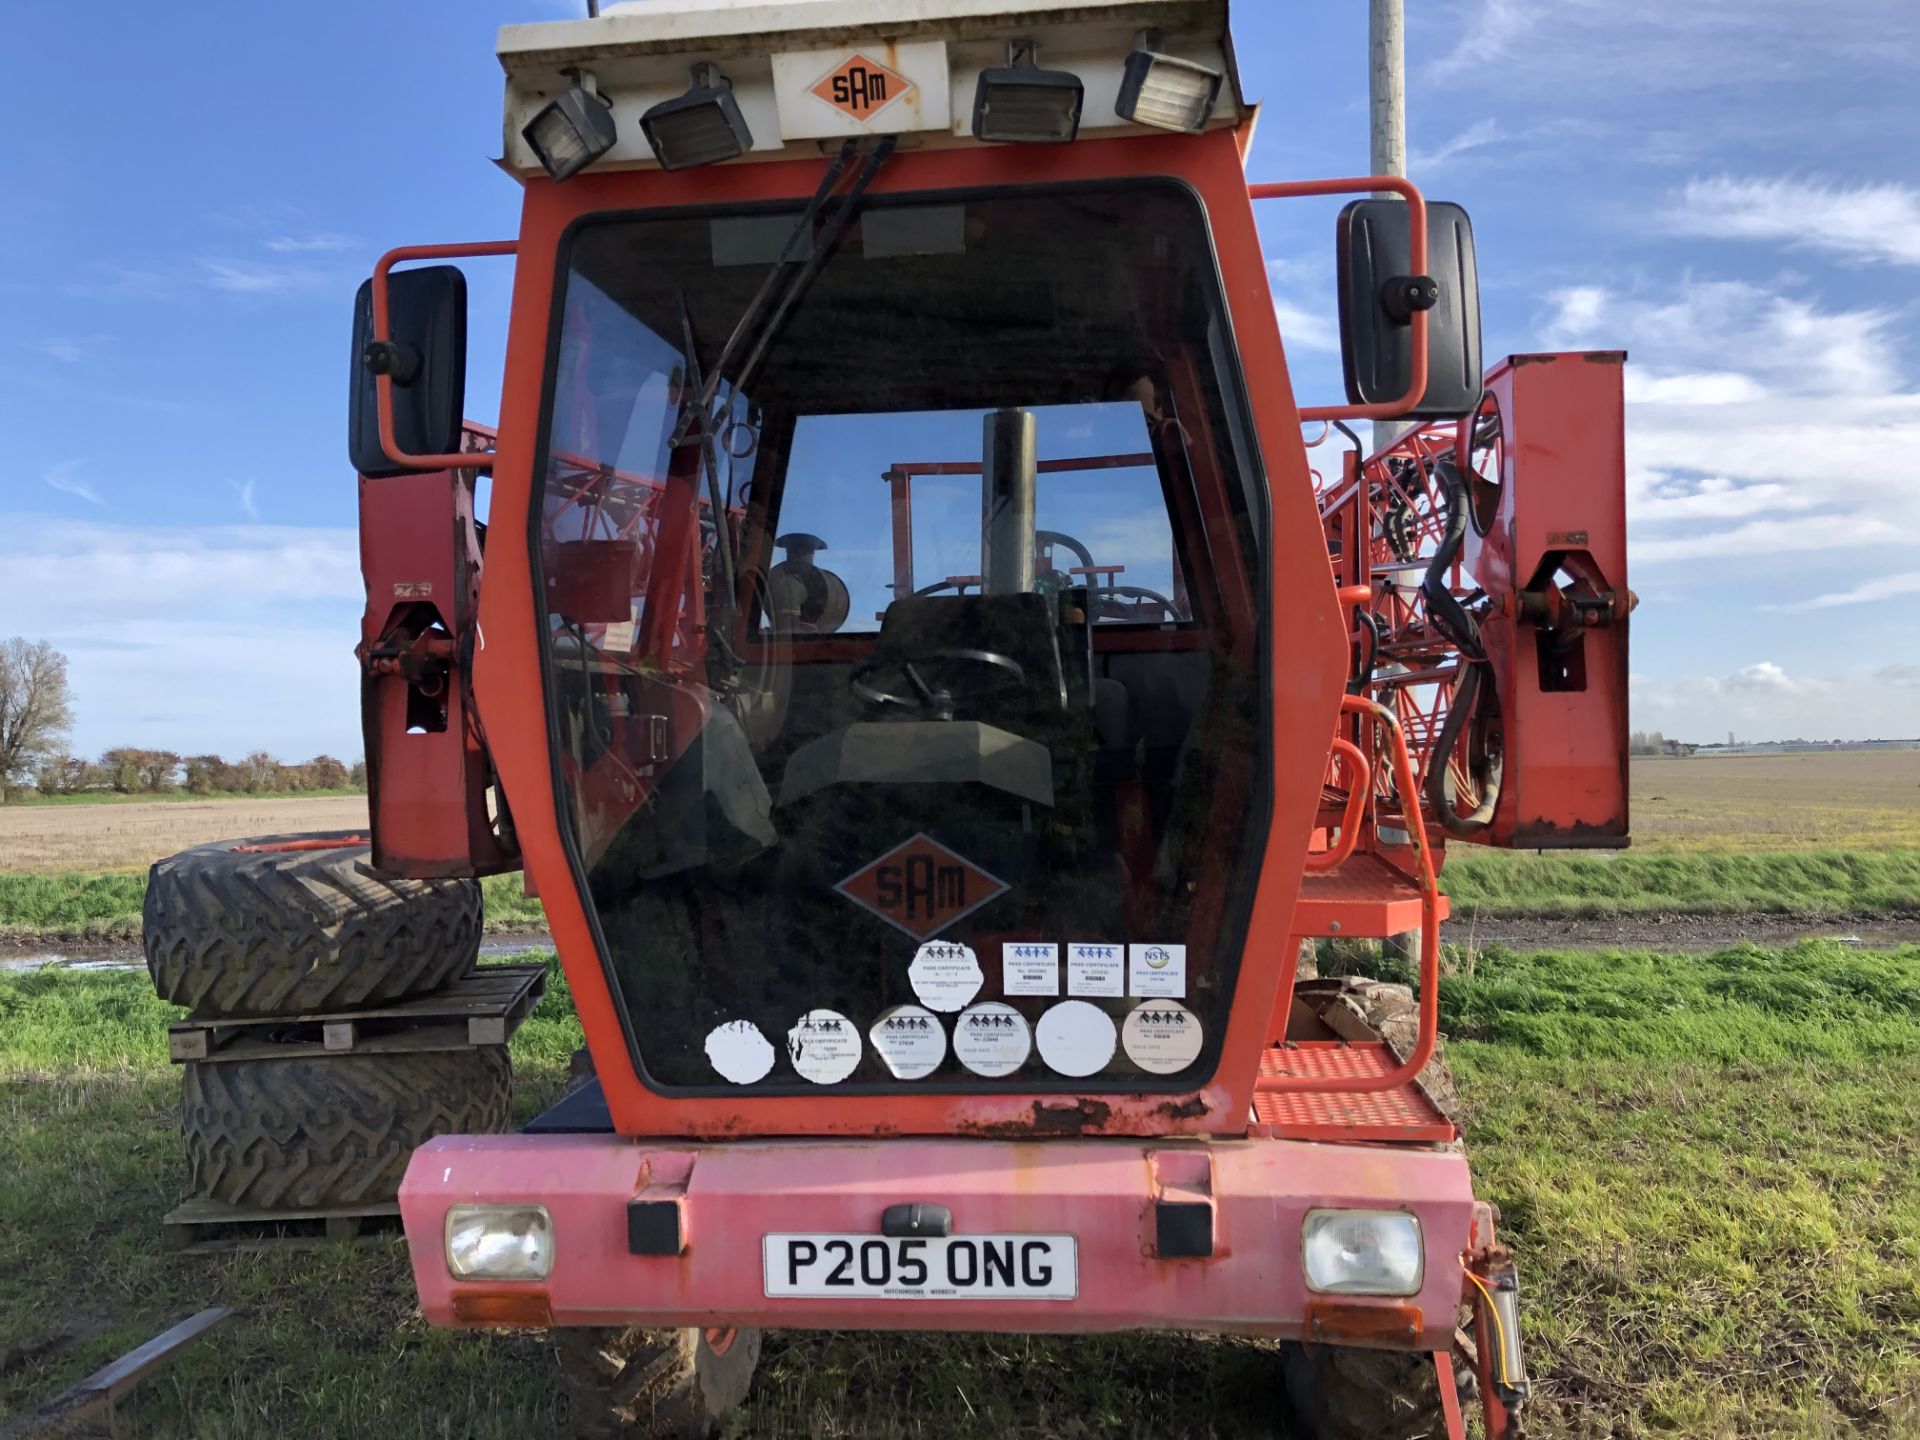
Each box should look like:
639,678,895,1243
763,1233,1077,1300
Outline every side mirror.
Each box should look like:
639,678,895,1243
1336,199,1482,419
349,265,467,478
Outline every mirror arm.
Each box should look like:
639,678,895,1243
1246,175,1429,423
370,239,519,472
1379,274,1439,325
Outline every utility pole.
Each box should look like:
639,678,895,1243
1369,0,1413,451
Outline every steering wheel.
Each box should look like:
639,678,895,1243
911,578,981,599
850,647,1026,721
1093,584,1181,622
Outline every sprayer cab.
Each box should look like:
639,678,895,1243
337,3,1627,1433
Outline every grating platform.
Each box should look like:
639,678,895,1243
1295,852,1449,937
1251,1041,1456,1143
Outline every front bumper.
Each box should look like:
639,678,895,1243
402,1133,1475,1348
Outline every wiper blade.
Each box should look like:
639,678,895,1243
669,136,896,449
677,293,737,615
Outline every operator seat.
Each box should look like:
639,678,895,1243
869,591,1072,722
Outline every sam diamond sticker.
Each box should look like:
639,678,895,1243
1035,1000,1118,1078
909,940,985,1012
1002,942,1060,997
787,1009,862,1084
705,1019,776,1085
868,1004,947,1080
1122,1002,1204,1075
952,1002,1032,1078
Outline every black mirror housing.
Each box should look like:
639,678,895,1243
1336,199,1482,419
349,265,468,478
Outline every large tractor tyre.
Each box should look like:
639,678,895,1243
1281,1341,1469,1440
554,1326,762,1439
144,833,482,1018
182,1046,512,1208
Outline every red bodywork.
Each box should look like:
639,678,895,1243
355,122,1618,1440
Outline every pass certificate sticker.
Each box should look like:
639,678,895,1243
786,1009,862,1084
908,940,984,1012
705,1019,776,1085
953,1002,1032,1078
1035,1000,1117,1078
1066,943,1124,997
1122,1002,1204,1075
1002,942,1059,997
1128,942,1187,997
868,1004,946,1080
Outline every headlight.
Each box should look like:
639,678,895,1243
1302,1209,1423,1296
523,82,618,182
446,1203,554,1280
640,63,754,171
1115,46,1225,134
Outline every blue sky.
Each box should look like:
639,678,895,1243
3,0,1917,761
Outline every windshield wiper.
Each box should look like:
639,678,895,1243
665,136,896,694
668,135,896,452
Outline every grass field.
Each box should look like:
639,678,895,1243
1441,847,1920,918
4,943,1918,1437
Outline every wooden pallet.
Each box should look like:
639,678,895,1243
167,962,546,1063
0,1307,229,1440
160,1197,404,1254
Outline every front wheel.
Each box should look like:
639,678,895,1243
1281,1341,1468,1440
554,1326,762,1438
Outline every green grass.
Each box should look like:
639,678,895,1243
1,848,1916,943
0,870,547,941
0,871,150,940
1442,846,1920,918
5,942,1920,1436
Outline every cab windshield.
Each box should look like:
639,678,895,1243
535,180,1269,1095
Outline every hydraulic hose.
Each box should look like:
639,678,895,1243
1419,453,1503,835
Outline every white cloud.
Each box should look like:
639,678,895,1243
1408,118,1502,172
40,336,108,365
1766,571,1920,612
1667,176,1920,267
1272,298,1338,353
1428,0,1919,97
1633,661,1918,742
1879,664,1920,688
200,259,329,295
263,233,354,254
1267,255,1339,354
1540,278,1920,573
228,478,260,520
0,516,363,758
43,460,100,505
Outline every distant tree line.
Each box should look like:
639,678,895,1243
32,749,367,797
1628,730,1696,757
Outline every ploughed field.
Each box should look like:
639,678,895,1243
4,944,1918,1437
0,794,370,873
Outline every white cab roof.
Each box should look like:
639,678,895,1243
497,0,1242,176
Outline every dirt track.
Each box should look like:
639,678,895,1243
0,796,370,871
1447,909,1920,951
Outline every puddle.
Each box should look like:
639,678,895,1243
1,934,556,976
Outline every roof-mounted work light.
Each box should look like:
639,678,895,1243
1114,33,1224,134
522,74,617,181
971,41,1085,144
640,63,754,171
